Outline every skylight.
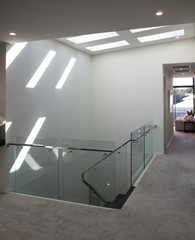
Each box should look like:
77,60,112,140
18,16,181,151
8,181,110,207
137,29,185,43
130,26,167,33
67,32,119,44
86,40,129,52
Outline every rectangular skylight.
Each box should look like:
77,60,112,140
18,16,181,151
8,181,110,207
67,32,119,44
137,29,185,43
130,26,167,33
86,40,129,52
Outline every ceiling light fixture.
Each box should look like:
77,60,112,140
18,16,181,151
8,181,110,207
67,32,119,44
137,29,184,43
9,32,16,36
86,40,129,52
156,11,163,16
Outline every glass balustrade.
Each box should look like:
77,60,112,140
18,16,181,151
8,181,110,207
14,137,59,199
131,126,145,186
83,143,128,208
145,122,154,166
131,122,155,186
9,122,156,209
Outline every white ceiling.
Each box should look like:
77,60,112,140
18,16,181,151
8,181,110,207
1,0,195,44
1,0,195,77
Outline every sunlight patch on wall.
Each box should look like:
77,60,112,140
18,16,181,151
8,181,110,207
55,57,76,89
5,121,12,132
26,50,56,88
10,117,46,173
25,154,42,171
6,42,28,69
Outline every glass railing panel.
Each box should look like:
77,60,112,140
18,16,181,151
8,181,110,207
87,153,115,206
145,122,154,166
131,126,145,186
115,144,127,196
14,137,59,199
62,139,115,205
62,149,107,205
85,144,127,207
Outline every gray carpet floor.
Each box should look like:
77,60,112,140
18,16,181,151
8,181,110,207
0,130,195,240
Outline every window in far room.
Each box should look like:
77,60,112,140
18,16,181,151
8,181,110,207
173,77,194,123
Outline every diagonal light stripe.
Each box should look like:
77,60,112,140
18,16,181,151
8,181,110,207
6,42,28,69
26,50,56,88
6,122,12,132
25,154,42,171
55,58,76,89
10,117,46,173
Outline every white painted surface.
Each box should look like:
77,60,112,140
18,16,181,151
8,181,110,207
90,38,195,154
6,40,91,142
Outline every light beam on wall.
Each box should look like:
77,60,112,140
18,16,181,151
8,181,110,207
6,42,28,69
5,122,12,132
55,58,76,89
25,154,42,171
26,50,56,88
10,117,46,173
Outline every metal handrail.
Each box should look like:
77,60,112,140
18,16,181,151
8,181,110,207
82,124,156,176
81,124,157,203
7,143,113,153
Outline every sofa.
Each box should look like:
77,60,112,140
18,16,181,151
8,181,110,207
175,115,195,131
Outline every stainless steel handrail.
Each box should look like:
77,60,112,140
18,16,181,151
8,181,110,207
82,124,157,176
81,124,157,203
7,143,113,153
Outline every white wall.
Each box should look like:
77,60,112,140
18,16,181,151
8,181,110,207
90,38,195,154
6,39,91,142
6,39,92,191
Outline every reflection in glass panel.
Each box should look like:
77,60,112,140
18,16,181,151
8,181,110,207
131,126,145,186
145,122,153,166
62,139,115,205
15,137,59,199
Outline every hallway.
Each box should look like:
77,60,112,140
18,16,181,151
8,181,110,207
0,130,195,240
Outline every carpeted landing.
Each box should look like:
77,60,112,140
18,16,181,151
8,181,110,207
0,130,195,240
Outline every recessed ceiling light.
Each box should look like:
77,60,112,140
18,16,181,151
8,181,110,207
137,29,184,43
67,32,119,44
86,40,129,52
9,32,16,36
130,26,167,33
156,11,163,16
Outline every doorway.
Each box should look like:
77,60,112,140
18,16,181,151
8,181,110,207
173,77,194,124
